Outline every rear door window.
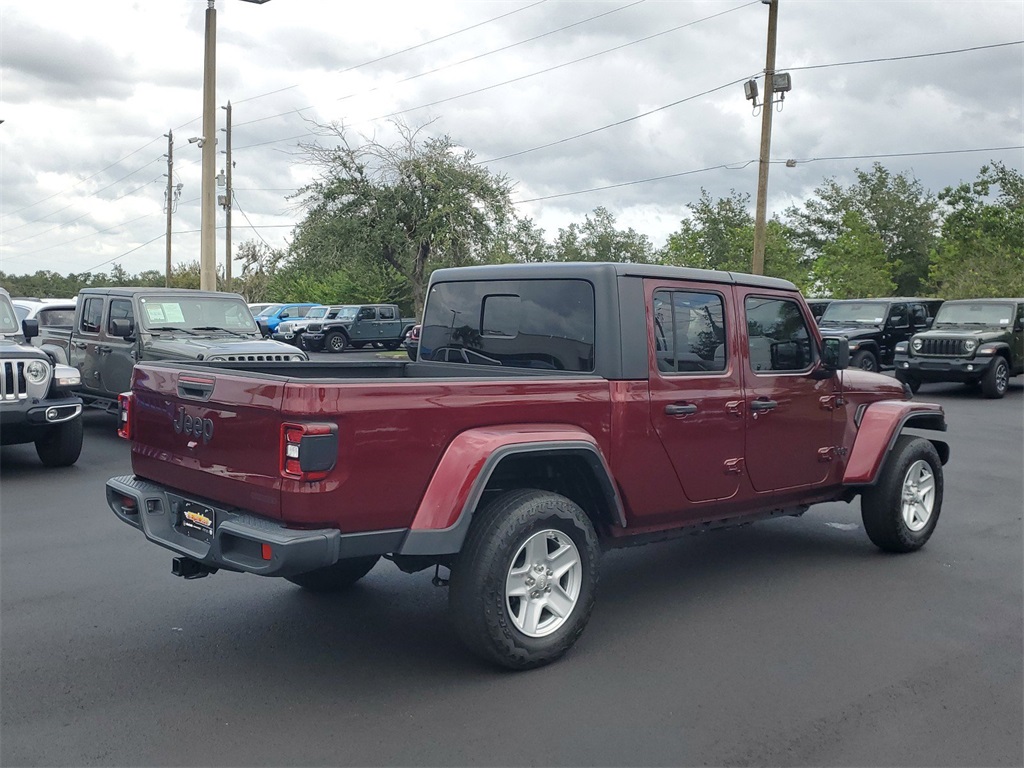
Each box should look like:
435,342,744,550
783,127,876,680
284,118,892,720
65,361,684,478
80,297,103,334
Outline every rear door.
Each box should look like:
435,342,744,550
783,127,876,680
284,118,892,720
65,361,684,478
740,291,836,492
647,279,745,504
72,295,104,395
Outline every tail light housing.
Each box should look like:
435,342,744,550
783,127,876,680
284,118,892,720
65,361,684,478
117,392,133,440
280,422,338,481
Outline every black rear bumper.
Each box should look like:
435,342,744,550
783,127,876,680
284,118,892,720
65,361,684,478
106,475,405,577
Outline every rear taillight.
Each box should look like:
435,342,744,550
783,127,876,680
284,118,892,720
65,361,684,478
117,392,133,440
280,422,338,481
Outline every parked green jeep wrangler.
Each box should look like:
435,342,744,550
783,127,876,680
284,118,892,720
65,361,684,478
894,298,1024,398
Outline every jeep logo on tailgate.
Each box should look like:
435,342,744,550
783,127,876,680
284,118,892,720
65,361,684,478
173,406,214,444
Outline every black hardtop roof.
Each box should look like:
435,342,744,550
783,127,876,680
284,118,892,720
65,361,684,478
78,287,245,299
429,261,797,291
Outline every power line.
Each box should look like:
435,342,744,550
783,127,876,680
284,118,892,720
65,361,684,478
515,146,1024,203
234,0,650,129
783,40,1022,72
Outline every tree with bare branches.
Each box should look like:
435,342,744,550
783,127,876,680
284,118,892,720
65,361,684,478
292,121,516,315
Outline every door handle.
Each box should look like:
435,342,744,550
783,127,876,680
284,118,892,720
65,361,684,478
665,403,698,416
72,341,87,350
750,398,778,412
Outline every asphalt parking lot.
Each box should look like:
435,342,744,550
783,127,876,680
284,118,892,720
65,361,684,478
1,378,1021,766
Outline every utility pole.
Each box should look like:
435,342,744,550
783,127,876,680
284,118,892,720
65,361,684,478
164,131,174,288
752,0,780,276
200,0,218,291
222,101,233,292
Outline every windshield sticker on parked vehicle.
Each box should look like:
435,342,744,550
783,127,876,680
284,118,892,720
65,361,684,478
143,303,185,324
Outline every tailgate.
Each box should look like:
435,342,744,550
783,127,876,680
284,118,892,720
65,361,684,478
129,365,286,518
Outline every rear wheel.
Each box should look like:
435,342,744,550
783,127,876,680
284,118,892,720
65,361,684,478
851,349,878,372
981,357,1009,399
286,556,380,592
861,435,942,553
34,418,83,467
383,341,400,351
449,489,600,670
325,331,348,353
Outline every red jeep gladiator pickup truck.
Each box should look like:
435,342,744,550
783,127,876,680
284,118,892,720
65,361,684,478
107,263,949,669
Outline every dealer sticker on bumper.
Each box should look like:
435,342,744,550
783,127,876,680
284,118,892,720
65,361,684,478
178,500,215,543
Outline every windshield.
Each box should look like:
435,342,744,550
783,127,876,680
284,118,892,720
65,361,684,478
819,301,888,325
305,307,328,319
256,304,283,318
933,302,1014,327
336,306,359,320
0,295,20,334
138,295,258,333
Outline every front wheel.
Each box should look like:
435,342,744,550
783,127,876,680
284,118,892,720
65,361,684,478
861,435,943,553
325,331,348,353
981,357,1009,399
34,417,84,467
285,556,380,592
449,489,600,670
851,349,878,372
895,372,921,394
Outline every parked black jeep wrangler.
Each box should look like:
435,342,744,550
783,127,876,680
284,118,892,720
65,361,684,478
817,298,943,371
894,298,1024,398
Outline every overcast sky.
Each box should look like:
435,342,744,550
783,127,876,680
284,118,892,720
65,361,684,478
1,0,1022,280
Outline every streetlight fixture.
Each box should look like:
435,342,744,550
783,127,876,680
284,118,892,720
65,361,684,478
198,0,271,292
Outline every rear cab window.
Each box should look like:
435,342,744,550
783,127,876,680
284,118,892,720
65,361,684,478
420,279,596,372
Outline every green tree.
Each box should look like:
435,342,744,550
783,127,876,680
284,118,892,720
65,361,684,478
786,163,939,295
659,189,811,289
293,120,516,314
550,207,654,263
812,211,896,298
929,162,1024,298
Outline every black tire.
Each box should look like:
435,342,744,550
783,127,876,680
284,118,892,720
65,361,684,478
895,372,921,394
851,349,878,372
406,347,417,361
325,331,348,353
285,556,380,592
383,341,400,351
449,489,600,670
980,357,1009,399
34,417,84,467
861,435,943,553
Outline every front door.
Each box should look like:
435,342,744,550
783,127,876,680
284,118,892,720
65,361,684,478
647,281,745,504
98,298,137,395
741,291,835,492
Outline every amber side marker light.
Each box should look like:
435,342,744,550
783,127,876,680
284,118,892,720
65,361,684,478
261,543,273,561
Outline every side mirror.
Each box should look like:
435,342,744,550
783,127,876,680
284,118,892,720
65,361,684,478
280,311,290,319
1016,318,1024,331
21,318,39,340
109,318,134,339
255,319,271,338
821,336,849,370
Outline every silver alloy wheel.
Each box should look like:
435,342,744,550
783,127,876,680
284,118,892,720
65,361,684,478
505,529,582,638
995,361,1008,393
901,459,936,532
